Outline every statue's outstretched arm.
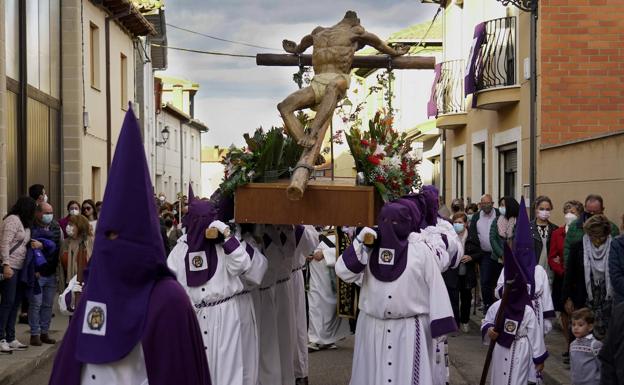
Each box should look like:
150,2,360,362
283,34,314,54
358,31,409,56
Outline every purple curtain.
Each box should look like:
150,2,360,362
464,22,486,105
427,63,442,118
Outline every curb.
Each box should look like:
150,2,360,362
0,343,59,385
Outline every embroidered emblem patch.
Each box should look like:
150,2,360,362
189,251,208,271
379,248,395,265
504,319,518,335
82,301,107,336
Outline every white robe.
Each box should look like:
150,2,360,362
495,264,554,382
308,235,351,345
481,300,548,385
238,235,268,385
167,234,251,385
81,343,148,385
336,233,456,385
264,226,295,385
290,225,318,379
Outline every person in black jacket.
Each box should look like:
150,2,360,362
599,302,624,384
465,194,500,312
530,196,558,269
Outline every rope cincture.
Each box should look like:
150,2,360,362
290,163,316,180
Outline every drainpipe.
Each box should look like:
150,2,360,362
105,17,111,172
529,6,538,217
18,0,27,194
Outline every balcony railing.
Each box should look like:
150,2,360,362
475,17,516,91
435,59,466,115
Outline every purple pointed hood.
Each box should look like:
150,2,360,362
369,202,413,282
184,198,219,286
398,195,425,232
420,185,440,227
497,196,535,349
75,107,173,364
188,184,195,201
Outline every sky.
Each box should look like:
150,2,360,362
159,0,439,147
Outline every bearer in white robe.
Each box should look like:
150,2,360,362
290,225,319,384
237,224,268,385
167,205,251,385
336,201,457,385
307,231,350,349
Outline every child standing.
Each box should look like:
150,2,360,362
570,308,602,385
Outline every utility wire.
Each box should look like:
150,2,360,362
151,44,256,58
410,6,443,55
166,23,281,51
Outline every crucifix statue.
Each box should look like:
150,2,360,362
257,10,435,200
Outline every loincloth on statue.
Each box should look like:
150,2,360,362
310,72,351,106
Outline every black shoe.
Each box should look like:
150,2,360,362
295,377,309,385
18,313,28,325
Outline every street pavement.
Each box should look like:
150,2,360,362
13,310,573,385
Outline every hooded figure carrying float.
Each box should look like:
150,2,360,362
336,201,456,385
167,188,252,385
48,108,211,385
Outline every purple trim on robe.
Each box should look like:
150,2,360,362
532,351,549,364
295,225,304,246
543,310,556,319
481,322,494,341
342,245,366,274
497,286,504,299
223,237,240,255
64,291,73,313
430,316,458,338
245,244,255,260
440,233,448,249
262,234,272,249
48,278,212,385
449,249,458,268
412,317,422,385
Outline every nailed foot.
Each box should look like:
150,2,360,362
297,135,316,148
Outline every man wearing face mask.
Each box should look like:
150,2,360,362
465,194,500,313
28,202,62,346
563,194,620,267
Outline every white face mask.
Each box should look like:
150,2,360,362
43,194,48,203
499,207,506,216
69,209,80,216
537,209,551,221
564,213,578,226
66,225,75,237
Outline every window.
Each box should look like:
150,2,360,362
120,53,128,109
89,23,100,89
499,144,517,198
474,142,486,197
91,167,101,201
454,156,465,199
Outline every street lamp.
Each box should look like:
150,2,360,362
156,126,170,146
495,0,538,216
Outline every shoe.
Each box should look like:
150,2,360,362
8,339,28,350
326,343,338,350
18,313,28,325
40,334,56,345
295,377,309,385
307,342,320,352
461,323,470,333
0,339,12,354
30,335,42,347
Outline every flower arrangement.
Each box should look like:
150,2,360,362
345,111,422,202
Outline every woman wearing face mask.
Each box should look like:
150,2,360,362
548,200,583,365
443,212,477,333
563,215,614,341
81,199,98,233
58,201,81,238
465,203,479,226
489,197,520,264
531,196,559,270
59,214,93,288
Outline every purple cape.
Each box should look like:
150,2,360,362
496,197,535,349
184,198,219,286
49,278,211,385
369,202,412,282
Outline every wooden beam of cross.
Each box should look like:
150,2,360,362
256,53,435,70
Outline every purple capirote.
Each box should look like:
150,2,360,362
184,197,221,287
368,202,414,282
496,196,536,349
49,107,211,384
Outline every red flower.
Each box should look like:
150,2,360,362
404,178,412,186
400,162,408,172
375,175,386,183
367,155,381,165
361,139,370,147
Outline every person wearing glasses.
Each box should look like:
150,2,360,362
81,199,98,233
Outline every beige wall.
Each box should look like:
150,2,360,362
0,0,7,214
538,135,624,226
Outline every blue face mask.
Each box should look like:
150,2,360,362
499,207,507,216
42,214,54,225
453,223,465,234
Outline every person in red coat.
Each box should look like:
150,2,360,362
548,200,583,365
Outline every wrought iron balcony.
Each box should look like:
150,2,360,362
435,59,466,115
475,16,517,91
